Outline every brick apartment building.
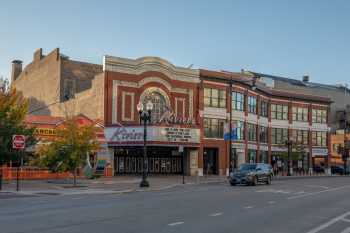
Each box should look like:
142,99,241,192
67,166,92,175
13,48,332,176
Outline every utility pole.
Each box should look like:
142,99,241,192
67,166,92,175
343,85,349,175
229,76,233,172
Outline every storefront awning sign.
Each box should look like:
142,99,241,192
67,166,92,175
105,126,200,144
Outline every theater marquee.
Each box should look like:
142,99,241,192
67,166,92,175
104,126,200,144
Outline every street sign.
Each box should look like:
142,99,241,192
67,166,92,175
12,135,25,150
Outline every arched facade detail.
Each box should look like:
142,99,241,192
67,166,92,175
139,87,171,122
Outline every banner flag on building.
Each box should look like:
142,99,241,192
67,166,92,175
224,122,237,141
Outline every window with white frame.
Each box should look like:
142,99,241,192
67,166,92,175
312,109,327,124
248,96,257,114
312,131,327,146
204,88,226,108
271,128,288,144
271,104,288,120
204,118,225,138
292,107,308,122
232,91,244,111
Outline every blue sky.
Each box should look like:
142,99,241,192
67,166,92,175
0,0,349,85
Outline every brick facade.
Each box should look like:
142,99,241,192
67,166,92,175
103,56,332,176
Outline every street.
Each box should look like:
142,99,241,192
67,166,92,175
1,177,350,233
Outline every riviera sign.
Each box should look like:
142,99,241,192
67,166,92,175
109,127,143,141
105,126,200,144
157,109,195,125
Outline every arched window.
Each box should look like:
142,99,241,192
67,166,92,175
142,90,169,122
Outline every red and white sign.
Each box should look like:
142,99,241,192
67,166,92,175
12,135,25,149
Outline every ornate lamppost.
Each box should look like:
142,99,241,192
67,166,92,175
137,101,153,187
285,137,295,176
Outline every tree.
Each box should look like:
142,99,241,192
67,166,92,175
0,88,36,165
36,116,100,186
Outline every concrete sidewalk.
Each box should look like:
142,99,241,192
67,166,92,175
0,175,227,196
0,174,347,197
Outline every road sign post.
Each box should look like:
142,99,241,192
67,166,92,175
12,135,25,192
0,167,2,191
179,146,185,184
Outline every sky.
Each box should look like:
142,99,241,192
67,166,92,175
0,0,349,85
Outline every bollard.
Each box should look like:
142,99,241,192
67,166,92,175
16,167,19,192
0,168,2,190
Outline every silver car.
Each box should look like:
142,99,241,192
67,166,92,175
229,163,273,186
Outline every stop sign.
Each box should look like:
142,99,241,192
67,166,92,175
12,135,25,150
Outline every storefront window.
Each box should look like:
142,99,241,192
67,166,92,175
248,149,257,163
292,107,308,122
204,88,226,108
312,131,327,146
260,151,269,163
271,128,288,144
271,104,288,120
204,118,225,138
232,91,244,111
248,96,257,114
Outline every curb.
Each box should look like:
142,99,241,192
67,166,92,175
273,175,348,180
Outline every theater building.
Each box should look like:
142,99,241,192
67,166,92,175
103,55,332,176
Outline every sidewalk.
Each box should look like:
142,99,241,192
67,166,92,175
0,175,227,196
1,174,347,197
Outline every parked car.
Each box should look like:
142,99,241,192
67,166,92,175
229,163,273,186
331,166,344,175
331,165,350,175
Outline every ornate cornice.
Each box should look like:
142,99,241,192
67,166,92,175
103,55,200,83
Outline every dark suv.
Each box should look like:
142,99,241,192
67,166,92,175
229,163,273,186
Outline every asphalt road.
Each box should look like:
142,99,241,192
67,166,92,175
1,177,350,233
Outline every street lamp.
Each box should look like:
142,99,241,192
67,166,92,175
285,137,295,176
137,100,153,187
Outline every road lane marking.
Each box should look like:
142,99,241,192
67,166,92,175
275,190,291,194
168,222,184,226
256,189,275,193
306,211,350,233
268,201,276,204
210,212,223,217
287,185,350,200
304,185,329,189
244,206,253,209
340,226,350,233
342,218,350,223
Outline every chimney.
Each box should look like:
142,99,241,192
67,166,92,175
11,60,23,82
33,48,43,61
302,75,310,82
